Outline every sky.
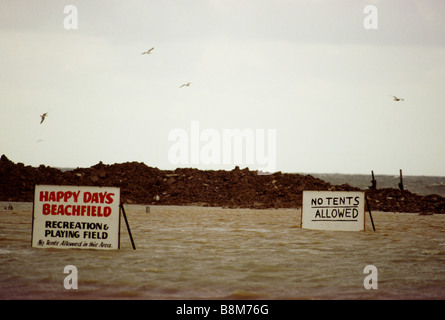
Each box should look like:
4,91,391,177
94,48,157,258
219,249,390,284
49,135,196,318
1,0,445,176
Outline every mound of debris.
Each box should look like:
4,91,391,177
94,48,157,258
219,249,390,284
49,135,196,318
365,188,445,214
1,155,444,213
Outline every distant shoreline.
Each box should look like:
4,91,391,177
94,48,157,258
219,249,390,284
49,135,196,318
0,201,428,216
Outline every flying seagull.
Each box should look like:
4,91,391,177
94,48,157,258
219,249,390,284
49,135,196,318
40,112,48,124
141,47,154,55
179,82,192,88
390,95,404,101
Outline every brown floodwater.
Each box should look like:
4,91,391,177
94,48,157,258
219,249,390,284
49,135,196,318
1,202,444,299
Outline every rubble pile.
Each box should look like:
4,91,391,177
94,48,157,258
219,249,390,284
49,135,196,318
1,155,444,213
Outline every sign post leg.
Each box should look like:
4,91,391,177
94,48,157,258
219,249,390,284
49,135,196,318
365,196,376,231
120,203,136,250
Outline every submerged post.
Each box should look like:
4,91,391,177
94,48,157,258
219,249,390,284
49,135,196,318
369,170,377,189
120,203,136,250
398,169,404,191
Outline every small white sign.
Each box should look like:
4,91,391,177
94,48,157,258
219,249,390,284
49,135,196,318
32,185,121,250
302,191,365,231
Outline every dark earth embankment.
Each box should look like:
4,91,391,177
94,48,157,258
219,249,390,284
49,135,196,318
1,155,444,214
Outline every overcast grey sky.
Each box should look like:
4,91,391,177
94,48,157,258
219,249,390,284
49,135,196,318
1,0,445,176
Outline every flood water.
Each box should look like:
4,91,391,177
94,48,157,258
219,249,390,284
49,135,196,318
1,202,445,299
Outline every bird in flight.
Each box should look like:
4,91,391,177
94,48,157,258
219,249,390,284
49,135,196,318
390,95,404,101
179,82,192,88
141,47,154,55
40,112,48,124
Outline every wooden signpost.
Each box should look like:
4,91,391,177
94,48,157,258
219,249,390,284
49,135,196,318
302,190,375,231
32,185,136,250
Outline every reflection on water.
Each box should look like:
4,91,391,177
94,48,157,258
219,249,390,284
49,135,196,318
1,202,444,299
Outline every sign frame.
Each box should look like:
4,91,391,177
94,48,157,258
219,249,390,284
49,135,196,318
31,184,121,250
301,190,365,231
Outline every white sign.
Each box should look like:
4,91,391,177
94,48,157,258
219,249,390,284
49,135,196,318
302,191,365,231
32,185,121,250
